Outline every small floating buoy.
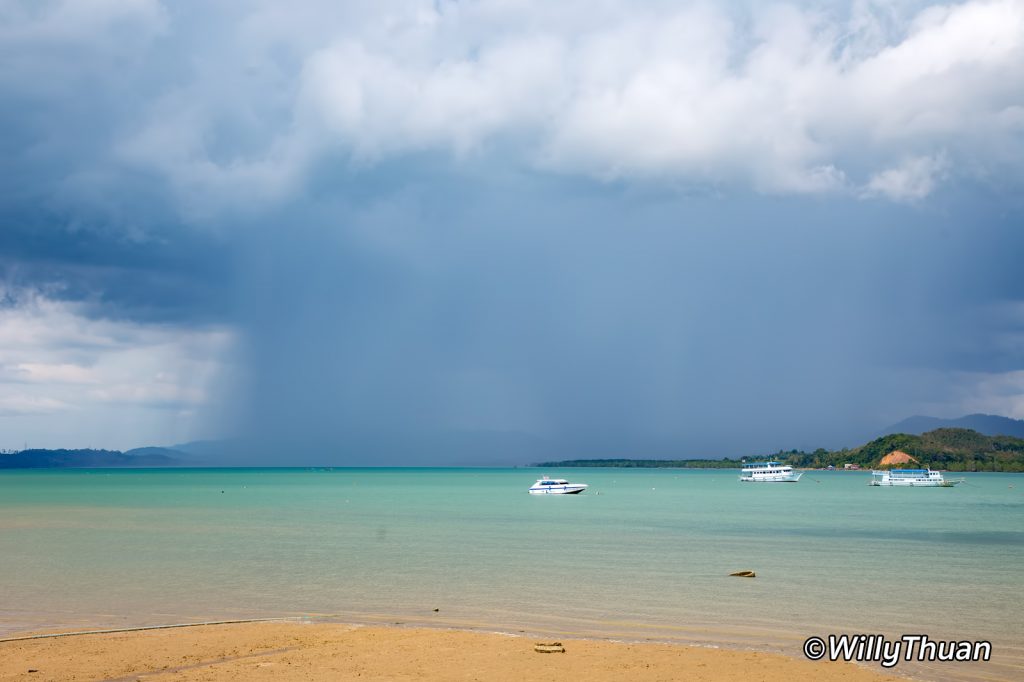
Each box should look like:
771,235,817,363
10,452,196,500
729,570,756,578
535,642,565,653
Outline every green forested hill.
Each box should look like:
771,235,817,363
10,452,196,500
783,428,1024,471
538,428,1024,472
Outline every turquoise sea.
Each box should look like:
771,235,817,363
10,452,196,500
1,468,1021,681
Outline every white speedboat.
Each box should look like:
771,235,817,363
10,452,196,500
739,461,802,482
869,469,963,487
528,476,588,494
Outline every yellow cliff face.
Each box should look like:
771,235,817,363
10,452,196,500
878,450,919,468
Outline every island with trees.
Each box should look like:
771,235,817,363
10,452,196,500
537,428,1024,472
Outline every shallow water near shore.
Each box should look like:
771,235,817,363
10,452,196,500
1,467,1021,680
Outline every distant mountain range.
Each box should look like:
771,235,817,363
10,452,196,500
0,447,186,468
879,413,1024,439
0,430,551,468
3,414,1023,468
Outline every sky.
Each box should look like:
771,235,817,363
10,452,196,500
1,0,1022,463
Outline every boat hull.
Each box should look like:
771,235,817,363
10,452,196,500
868,479,959,487
869,469,962,487
528,485,588,494
739,473,802,482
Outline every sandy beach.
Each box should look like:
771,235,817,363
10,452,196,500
0,621,904,682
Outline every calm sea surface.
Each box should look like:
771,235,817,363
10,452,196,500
1,468,1021,680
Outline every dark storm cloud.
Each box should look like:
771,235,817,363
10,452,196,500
224,167,1024,461
0,205,233,324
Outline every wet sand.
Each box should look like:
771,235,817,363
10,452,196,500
0,621,905,681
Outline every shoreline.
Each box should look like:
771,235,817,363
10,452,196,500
0,620,907,682
0,612,829,661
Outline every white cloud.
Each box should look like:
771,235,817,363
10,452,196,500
862,153,950,201
0,0,167,46
299,33,567,159
0,396,70,417
0,0,168,95
954,370,1024,419
10,363,99,384
288,0,1024,197
5,0,1024,211
0,289,234,449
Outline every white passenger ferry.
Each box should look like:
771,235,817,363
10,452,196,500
528,476,588,494
868,469,963,487
739,461,802,482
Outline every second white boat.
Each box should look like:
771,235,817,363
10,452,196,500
868,469,963,487
739,461,802,482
